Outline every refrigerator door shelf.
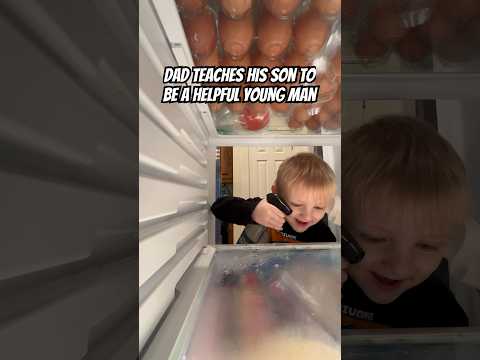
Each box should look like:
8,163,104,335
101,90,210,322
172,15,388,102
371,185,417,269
342,327,480,360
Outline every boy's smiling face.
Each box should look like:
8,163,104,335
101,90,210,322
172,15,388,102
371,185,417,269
279,183,331,233
347,197,457,305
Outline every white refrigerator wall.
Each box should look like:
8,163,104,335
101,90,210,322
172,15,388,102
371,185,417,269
139,4,210,350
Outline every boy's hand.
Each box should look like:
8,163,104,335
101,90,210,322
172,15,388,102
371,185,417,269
341,257,349,285
252,199,286,231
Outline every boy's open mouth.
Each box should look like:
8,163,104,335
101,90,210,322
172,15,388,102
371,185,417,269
371,272,404,290
295,219,310,227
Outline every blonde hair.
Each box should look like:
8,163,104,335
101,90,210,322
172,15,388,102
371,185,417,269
275,152,336,202
342,116,468,231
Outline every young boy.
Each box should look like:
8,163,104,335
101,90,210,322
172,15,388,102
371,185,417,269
211,152,338,244
342,116,469,328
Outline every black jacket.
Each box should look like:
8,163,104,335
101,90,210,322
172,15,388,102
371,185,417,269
342,266,469,328
211,196,337,243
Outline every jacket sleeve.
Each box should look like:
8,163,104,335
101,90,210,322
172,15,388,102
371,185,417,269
210,196,262,225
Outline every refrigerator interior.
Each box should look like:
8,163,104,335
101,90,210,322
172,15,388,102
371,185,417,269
140,0,480,358
139,0,342,358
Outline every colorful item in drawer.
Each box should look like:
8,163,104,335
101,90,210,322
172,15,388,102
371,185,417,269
219,10,254,59
257,11,293,59
183,8,217,59
395,27,432,63
262,0,302,19
236,272,273,347
293,10,330,58
176,0,206,14
220,0,253,19
240,103,270,130
354,29,389,61
312,0,341,19
368,4,407,45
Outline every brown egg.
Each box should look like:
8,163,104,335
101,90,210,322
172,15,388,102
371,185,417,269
271,102,290,113
228,102,246,113
220,0,253,19
222,52,251,67
252,51,289,113
288,118,304,129
330,51,341,79
323,115,341,130
293,10,330,57
248,103,268,114
176,0,206,14
354,30,389,60
183,9,217,58
252,51,283,68
305,115,322,131
396,28,431,63
284,49,311,67
312,109,332,126
219,11,254,58
222,55,248,113
195,46,220,66
312,0,341,18
263,0,302,19
257,12,293,59
209,103,223,112
227,84,246,113
418,11,457,45
323,90,341,115
438,0,480,23
316,72,338,100
369,5,407,45
290,105,310,124
435,32,475,62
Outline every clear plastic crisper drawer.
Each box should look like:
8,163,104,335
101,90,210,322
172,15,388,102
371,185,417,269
181,245,341,360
